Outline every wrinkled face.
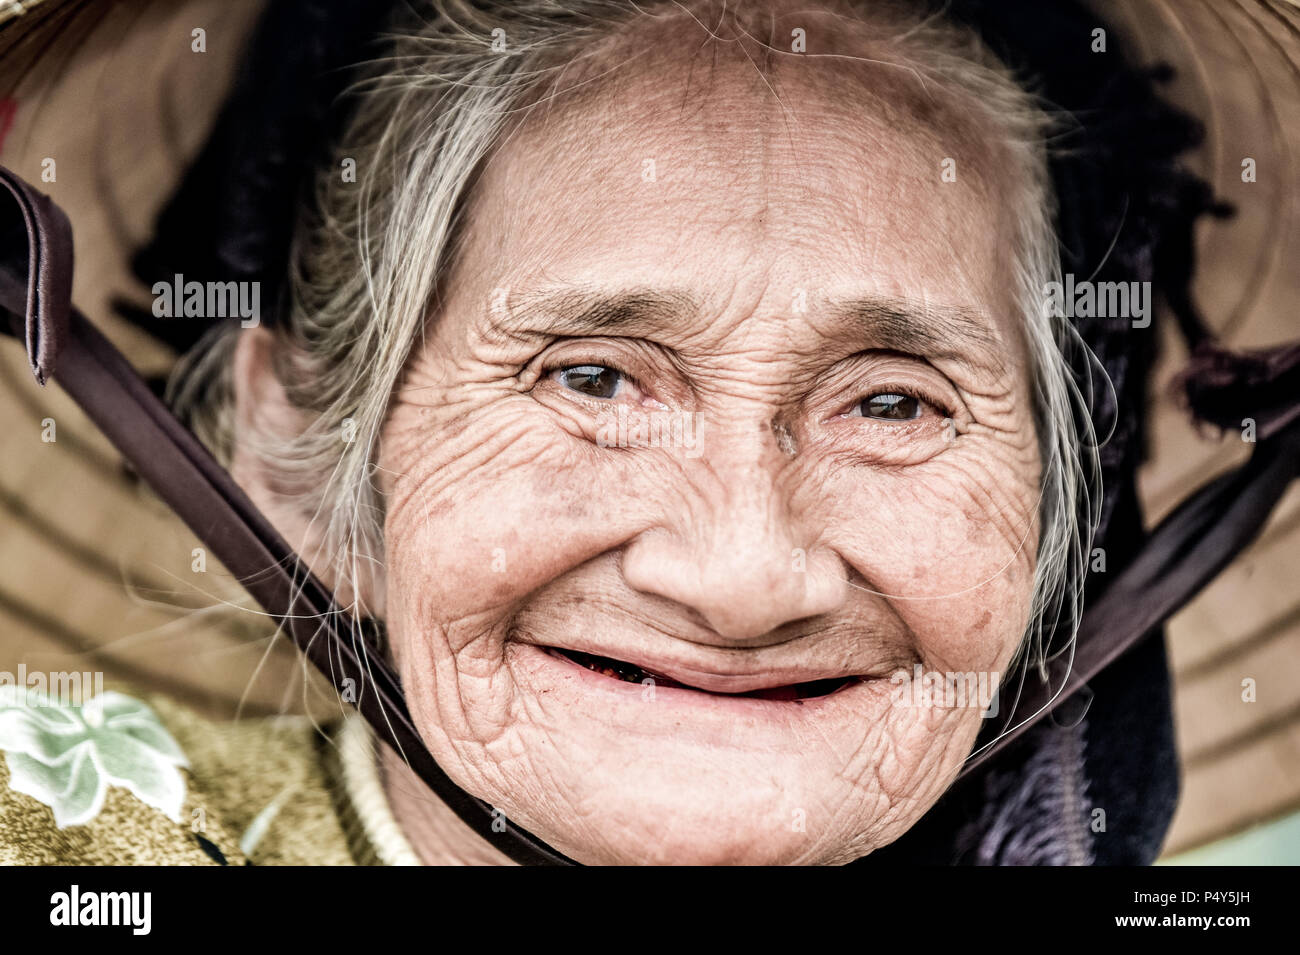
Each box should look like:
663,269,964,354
376,28,1041,864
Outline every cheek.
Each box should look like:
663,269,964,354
376,393,672,676
820,447,1040,673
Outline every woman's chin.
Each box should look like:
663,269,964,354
557,810,868,867
507,760,877,866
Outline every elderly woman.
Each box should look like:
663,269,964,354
236,0,1069,867
1,0,1293,866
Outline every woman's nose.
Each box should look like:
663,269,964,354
620,445,847,645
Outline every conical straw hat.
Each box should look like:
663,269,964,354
1,0,1297,858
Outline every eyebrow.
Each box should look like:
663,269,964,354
822,297,1011,377
501,286,1010,377
504,287,699,337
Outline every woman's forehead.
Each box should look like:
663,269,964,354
453,34,1025,361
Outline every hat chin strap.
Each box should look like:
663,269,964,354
3,165,1298,865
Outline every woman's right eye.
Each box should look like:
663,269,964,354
556,365,623,399
856,392,923,421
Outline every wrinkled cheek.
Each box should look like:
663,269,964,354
375,420,667,760
382,582,514,767
826,466,1037,673
876,693,984,782
824,686,988,854
379,419,673,635
890,534,1035,677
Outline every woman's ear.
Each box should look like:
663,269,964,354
229,325,386,620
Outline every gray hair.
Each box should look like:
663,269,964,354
170,0,1099,677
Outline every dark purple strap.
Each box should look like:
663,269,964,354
2,165,1297,856
0,168,70,385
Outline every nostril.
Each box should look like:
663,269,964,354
692,578,831,642
623,531,847,644
700,549,849,642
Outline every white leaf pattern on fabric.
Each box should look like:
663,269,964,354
0,688,189,828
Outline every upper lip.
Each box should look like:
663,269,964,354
524,635,909,695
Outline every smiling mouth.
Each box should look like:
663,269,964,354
548,647,858,701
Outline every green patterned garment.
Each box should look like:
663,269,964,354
0,685,414,865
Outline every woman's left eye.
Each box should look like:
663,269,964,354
851,392,923,421
556,364,623,399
